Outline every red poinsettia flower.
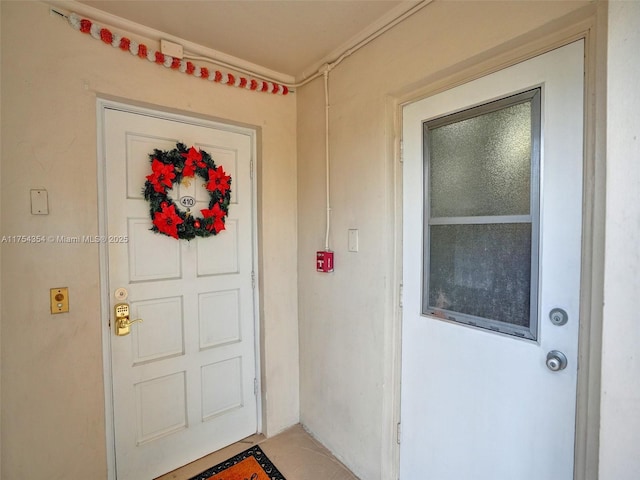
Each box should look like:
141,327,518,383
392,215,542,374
201,203,226,234
146,159,176,193
206,166,231,195
153,203,183,239
181,146,206,178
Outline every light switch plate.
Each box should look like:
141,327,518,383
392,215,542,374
31,189,49,215
348,229,359,252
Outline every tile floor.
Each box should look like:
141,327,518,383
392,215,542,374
156,424,360,480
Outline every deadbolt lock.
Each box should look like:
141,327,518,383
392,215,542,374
114,302,143,336
549,308,569,326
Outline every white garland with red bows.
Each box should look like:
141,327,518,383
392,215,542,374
67,13,290,95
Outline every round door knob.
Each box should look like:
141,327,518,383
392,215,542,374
546,350,568,371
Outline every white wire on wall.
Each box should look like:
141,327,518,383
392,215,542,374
323,66,332,251
184,0,433,92
52,0,433,253
182,1,433,254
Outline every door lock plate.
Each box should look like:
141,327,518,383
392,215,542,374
114,302,143,336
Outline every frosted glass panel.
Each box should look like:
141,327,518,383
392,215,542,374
422,89,540,339
426,224,532,327
429,101,532,217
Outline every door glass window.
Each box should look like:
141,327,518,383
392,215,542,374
422,89,541,339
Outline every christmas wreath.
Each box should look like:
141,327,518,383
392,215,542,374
143,143,231,240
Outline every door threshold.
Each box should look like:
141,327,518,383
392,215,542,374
155,433,265,480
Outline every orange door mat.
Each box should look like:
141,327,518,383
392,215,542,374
189,446,286,480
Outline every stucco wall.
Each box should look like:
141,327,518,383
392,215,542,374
0,2,298,478
6,1,639,480
600,2,640,479
296,1,592,479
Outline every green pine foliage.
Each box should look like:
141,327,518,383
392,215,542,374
142,142,232,240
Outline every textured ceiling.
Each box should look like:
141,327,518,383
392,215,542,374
78,0,416,79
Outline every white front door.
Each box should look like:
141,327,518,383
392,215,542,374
400,41,584,479
101,105,259,479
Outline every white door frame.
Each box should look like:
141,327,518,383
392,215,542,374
392,28,604,479
96,98,262,480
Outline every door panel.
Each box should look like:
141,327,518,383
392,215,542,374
103,107,258,479
400,41,584,479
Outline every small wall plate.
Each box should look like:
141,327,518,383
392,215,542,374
50,287,69,314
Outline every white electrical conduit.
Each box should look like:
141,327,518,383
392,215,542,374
193,1,433,254
184,0,433,90
323,67,331,251
55,0,433,253
282,0,429,253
